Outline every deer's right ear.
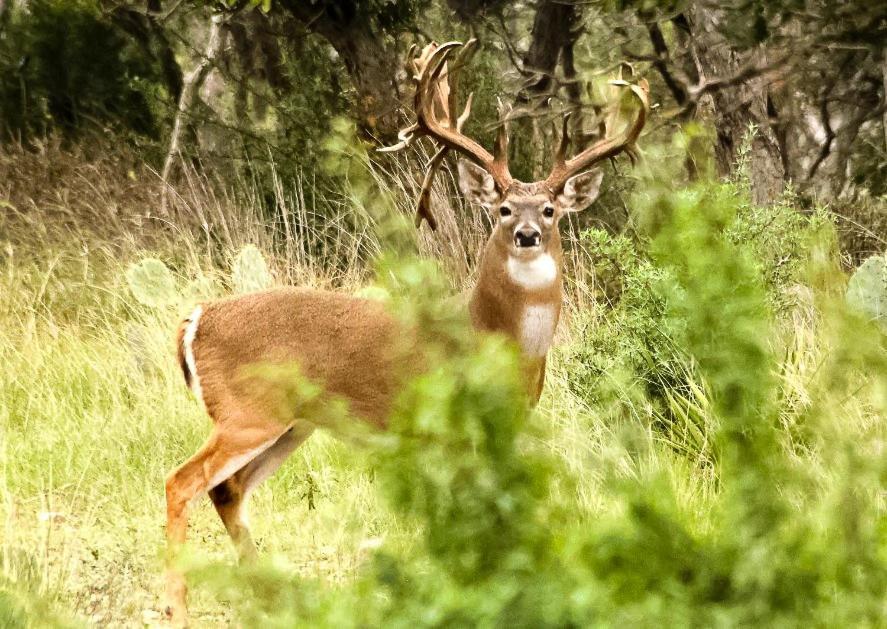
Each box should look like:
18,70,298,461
457,160,499,208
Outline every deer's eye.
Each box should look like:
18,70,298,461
543,206,555,218
499,206,512,217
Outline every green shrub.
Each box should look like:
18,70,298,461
564,228,682,406
564,151,833,461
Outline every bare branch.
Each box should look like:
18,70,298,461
806,97,835,180
645,21,689,107
161,12,231,214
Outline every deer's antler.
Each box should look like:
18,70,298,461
545,77,650,193
381,40,512,230
383,40,649,228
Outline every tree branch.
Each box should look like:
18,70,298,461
645,21,689,107
806,96,835,180
161,12,230,214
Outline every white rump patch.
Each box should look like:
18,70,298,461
183,305,204,407
507,253,557,291
519,305,557,357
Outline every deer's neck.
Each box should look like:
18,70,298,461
468,237,563,360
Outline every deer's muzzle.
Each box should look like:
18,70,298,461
514,227,541,248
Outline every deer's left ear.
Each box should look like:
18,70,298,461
557,169,604,213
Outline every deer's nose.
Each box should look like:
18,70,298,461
514,227,541,248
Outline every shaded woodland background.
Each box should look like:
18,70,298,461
1,0,884,259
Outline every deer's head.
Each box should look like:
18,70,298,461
457,161,603,259
382,40,649,258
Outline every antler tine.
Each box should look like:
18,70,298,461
404,43,417,75
553,112,571,168
544,78,649,193
381,40,513,230
456,93,474,130
376,122,421,154
417,43,458,117
414,146,446,230
494,97,509,163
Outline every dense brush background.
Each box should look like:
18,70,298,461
1,0,885,627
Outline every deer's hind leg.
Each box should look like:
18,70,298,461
208,478,257,563
208,423,315,562
163,416,292,625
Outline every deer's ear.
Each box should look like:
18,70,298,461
557,169,603,212
458,160,499,208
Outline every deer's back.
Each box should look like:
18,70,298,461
183,288,407,428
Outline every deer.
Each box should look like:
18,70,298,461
163,40,648,625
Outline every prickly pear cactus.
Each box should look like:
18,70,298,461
846,254,886,323
184,274,220,302
232,245,272,293
126,258,178,308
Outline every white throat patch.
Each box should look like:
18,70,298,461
519,305,558,357
506,253,557,290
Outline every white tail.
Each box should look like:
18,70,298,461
164,40,648,625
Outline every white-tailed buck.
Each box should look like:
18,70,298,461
164,40,648,624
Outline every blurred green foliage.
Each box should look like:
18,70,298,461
0,0,169,141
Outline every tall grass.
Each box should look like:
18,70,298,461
1,131,884,626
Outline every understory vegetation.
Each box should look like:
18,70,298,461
1,120,885,627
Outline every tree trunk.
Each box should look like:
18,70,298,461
516,0,580,105
882,46,887,155
691,1,785,205
281,2,402,142
316,23,402,141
